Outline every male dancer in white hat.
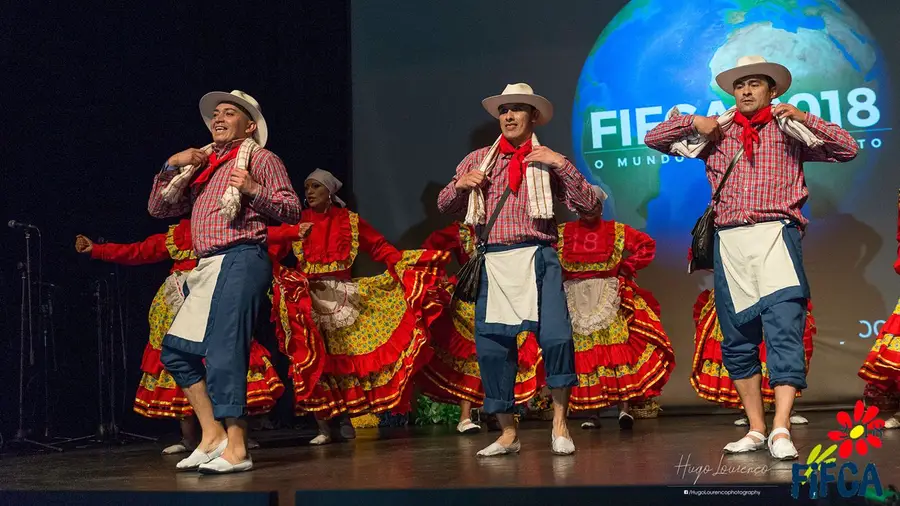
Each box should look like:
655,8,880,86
148,90,301,473
645,57,857,459
438,83,596,457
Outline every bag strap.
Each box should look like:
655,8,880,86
711,147,744,203
478,187,513,245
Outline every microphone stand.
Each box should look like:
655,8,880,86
91,276,155,445
9,234,61,452
7,226,93,453
95,280,107,440
41,282,93,447
108,270,155,443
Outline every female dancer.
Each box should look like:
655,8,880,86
416,221,543,433
559,186,675,429
858,191,900,428
75,219,288,452
270,169,447,444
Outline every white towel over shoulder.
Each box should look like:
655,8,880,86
464,134,554,226
159,138,259,221
666,105,824,159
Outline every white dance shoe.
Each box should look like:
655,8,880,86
768,428,799,460
457,419,481,434
550,434,576,455
198,456,254,475
161,440,194,455
476,439,521,457
176,439,227,470
723,430,766,454
310,433,332,445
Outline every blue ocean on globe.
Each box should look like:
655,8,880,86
572,0,888,256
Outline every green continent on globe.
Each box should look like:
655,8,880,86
572,0,885,235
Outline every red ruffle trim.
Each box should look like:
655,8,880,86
569,283,675,410
275,250,448,418
246,340,285,415
418,345,544,408
417,299,544,406
133,375,192,419
140,342,164,376
320,249,448,378
427,300,539,368
293,325,431,419
133,340,283,419
570,357,669,410
690,290,815,408
300,207,355,265
171,219,192,251
859,300,900,390
416,282,544,406
271,263,326,403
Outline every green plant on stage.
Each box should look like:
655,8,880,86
377,411,409,427
414,394,461,426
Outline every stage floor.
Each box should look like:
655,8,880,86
1,412,898,506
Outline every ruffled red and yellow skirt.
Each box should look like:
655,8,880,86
690,289,815,408
271,263,325,407
133,278,284,418
273,250,448,418
859,297,900,395
417,287,544,407
568,279,675,410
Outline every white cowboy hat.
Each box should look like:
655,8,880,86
482,83,554,126
199,90,268,148
715,56,792,98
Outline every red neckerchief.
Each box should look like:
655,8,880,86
498,136,533,194
732,106,773,162
190,145,240,187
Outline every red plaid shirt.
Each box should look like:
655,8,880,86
644,113,857,229
148,140,301,257
438,147,595,245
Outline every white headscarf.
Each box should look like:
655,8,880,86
305,168,347,207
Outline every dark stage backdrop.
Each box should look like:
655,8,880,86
1,1,350,438
351,0,900,407
2,2,898,443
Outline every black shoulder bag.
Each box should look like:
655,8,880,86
453,187,513,303
689,147,744,273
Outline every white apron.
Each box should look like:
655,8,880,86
483,246,539,326
308,279,362,332
166,255,225,344
717,220,801,320
563,278,620,335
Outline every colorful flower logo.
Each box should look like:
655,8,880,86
798,443,839,483
827,401,885,459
